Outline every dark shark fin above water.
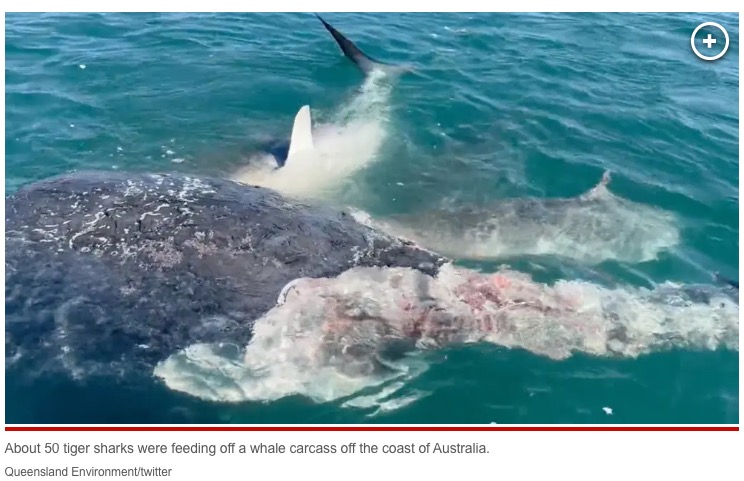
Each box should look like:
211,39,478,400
315,14,408,76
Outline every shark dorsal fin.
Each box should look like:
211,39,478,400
286,105,314,165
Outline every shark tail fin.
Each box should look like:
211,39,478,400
315,14,410,76
285,105,314,165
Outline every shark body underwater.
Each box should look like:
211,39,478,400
367,171,683,265
4,16,739,420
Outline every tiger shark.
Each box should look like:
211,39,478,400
361,171,682,265
253,14,407,171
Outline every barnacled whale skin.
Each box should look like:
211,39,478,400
4,171,446,379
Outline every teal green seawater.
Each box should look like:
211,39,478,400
4,12,739,423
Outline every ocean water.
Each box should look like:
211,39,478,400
4,12,739,424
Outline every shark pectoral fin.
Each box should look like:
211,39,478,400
286,105,314,165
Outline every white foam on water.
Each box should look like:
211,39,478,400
343,385,430,418
154,265,738,408
231,70,393,200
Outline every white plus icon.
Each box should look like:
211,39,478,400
691,22,729,61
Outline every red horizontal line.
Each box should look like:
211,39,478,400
5,426,739,432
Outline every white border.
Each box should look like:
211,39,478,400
0,1,742,12
690,21,731,61
0,3,741,478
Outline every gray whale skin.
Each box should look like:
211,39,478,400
5,171,445,380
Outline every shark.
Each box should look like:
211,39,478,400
231,14,409,199
358,171,682,265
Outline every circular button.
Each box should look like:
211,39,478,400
690,22,729,61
